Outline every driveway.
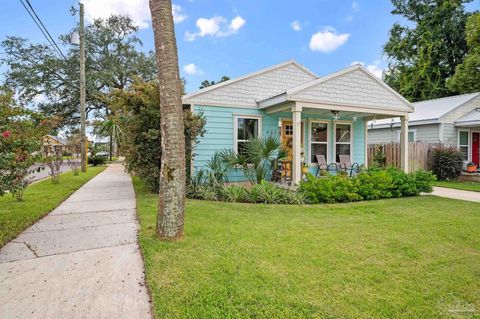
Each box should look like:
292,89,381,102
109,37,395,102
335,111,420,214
0,163,151,318
431,186,480,203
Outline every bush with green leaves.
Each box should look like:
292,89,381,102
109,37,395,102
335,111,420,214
0,88,55,201
88,155,106,166
355,169,396,200
249,181,305,204
220,135,286,184
221,185,248,203
299,174,361,204
299,168,435,204
109,80,206,193
431,145,463,180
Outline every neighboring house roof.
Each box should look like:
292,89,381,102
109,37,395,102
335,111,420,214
182,60,317,107
455,108,480,126
183,60,413,115
370,92,480,128
43,134,66,145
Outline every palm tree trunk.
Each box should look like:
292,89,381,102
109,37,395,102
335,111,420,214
149,0,186,240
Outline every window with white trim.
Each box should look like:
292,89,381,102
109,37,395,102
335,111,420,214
235,116,260,155
335,123,351,162
408,130,416,142
459,131,469,161
310,122,328,163
396,129,417,142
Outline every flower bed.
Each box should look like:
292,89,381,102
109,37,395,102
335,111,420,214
187,167,435,205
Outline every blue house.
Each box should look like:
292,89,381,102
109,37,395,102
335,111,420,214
182,60,414,184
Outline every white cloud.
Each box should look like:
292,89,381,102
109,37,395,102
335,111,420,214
352,2,359,11
291,20,302,31
172,4,187,23
230,16,246,32
185,15,246,41
350,60,383,79
81,0,186,29
309,28,350,53
183,63,203,75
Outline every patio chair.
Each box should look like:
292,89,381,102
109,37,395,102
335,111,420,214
315,154,338,177
338,155,360,177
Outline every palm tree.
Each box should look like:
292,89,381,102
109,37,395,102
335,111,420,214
149,0,186,240
220,135,286,184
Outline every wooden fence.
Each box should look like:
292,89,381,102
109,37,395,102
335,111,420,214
367,142,433,172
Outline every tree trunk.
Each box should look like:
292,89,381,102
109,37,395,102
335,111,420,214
149,0,186,240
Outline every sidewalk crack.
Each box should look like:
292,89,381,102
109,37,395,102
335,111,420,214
23,241,39,258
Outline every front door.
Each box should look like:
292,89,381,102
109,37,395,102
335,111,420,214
472,132,480,165
281,120,304,159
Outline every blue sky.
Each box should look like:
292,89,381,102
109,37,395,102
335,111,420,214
1,0,479,93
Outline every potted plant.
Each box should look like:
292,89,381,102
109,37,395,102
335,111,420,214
302,163,309,175
466,162,478,173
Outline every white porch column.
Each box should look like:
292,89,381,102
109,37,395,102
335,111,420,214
292,103,302,184
364,120,369,168
400,115,409,172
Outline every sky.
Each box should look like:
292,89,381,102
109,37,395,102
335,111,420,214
1,0,479,94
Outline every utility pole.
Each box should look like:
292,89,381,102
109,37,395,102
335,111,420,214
79,2,87,172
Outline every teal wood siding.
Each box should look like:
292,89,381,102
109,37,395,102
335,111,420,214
193,105,366,182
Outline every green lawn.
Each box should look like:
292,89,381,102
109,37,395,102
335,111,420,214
434,180,480,192
133,177,480,319
0,166,105,247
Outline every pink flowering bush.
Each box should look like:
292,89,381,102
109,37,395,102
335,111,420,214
0,89,54,201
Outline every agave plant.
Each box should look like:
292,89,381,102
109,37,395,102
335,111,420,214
220,135,286,184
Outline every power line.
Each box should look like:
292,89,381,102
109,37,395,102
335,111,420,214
19,0,68,61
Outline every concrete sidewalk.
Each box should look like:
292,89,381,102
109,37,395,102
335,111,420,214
0,164,151,319
431,186,480,203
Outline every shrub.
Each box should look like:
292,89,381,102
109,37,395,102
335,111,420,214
431,145,463,180
249,181,286,204
411,170,436,194
109,80,206,193
88,155,106,166
355,169,395,200
193,185,218,201
298,174,361,204
247,181,305,204
219,135,287,184
221,185,248,203
299,168,435,204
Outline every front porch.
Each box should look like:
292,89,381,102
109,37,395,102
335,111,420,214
259,65,414,185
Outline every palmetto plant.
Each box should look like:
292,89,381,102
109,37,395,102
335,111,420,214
220,135,286,184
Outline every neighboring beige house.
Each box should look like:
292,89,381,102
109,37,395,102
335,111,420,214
368,92,480,165
43,135,66,155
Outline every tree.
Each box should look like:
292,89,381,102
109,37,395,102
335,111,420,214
0,88,55,201
149,0,187,240
108,80,205,193
447,13,480,93
383,0,474,101
199,76,230,89
1,15,157,129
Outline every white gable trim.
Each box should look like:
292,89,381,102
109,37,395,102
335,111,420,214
182,60,317,103
439,93,480,122
286,65,414,112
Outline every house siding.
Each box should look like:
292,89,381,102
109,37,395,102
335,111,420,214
368,124,440,144
194,105,366,181
441,95,480,123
